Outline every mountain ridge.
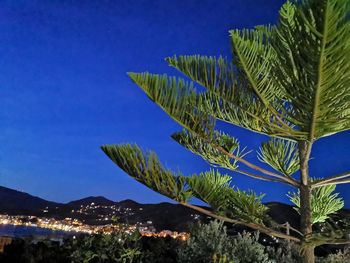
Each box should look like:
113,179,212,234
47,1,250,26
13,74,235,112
1,185,349,232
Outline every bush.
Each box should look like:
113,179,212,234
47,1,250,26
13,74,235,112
70,231,142,263
230,232,272,263
70,231,180,263
177,220,233,263
316,247,350,263
177,220,274,263
266,240,302,263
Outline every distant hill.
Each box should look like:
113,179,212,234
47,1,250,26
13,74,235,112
67,196,116,208
0,186,204,231
0,186,61,215
0,186,349,232
266,202,301,228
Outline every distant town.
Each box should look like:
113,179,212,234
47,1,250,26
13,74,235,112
0,200,190,241
0,186,206,236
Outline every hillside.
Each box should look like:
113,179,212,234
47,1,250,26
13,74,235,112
0,186,61,215
0,186,349,232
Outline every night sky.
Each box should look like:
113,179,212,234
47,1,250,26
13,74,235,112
1,0,349,206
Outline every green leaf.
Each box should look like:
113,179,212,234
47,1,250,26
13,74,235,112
172,129,249,171
271,0,350,139
166,55,237,101
230,25,284,104
197,91,297,138
128,72,215,137
186,170,232,211
101,144,192,202
186,170,268,224
102,143,267,224
167,55,301,138
257,138,300,177
225,188,268,225
288,183,344,224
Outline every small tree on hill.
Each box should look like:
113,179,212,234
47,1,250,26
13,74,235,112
102,1,350,262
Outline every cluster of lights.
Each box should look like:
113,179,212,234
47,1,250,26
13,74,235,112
140,229,188,241
0,202,198,241
0,214,188,240
68,202,136,218
0,215,94,234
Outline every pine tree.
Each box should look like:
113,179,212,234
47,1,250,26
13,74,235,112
101,1,350,262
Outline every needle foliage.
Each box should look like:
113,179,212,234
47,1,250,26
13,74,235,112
102,1,349,261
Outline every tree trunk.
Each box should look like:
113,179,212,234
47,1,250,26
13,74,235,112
300,184,315,263
299,141,315,263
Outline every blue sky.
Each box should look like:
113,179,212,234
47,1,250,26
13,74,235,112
1,0,349,206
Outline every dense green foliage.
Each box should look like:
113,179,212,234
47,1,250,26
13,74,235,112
288,184,344,224
177,221,233,262
0,234,179,263
70,231,143,263
316,247,350,263
177,221,299,263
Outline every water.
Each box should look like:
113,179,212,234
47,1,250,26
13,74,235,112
0,224,79,238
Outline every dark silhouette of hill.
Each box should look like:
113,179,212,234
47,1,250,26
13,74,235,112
67,196,116,207
0,186,202,230
0,186,349,232
0,186,61,215
266,202,301,229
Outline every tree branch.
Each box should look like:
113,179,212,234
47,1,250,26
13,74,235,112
280,222,303,237
235,169,295,185
323,239,350,245
180,202,301,242
173,130,299,187
312,172,350,188
313,179,350,188
215,145,300,187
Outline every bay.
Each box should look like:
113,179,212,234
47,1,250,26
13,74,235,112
0,224,79,238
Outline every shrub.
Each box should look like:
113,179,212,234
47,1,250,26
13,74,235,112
316,247,350,263
177,220,232,263
230,232,272,263
266,240,302,263
70,231,142,263
178,220,274,263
